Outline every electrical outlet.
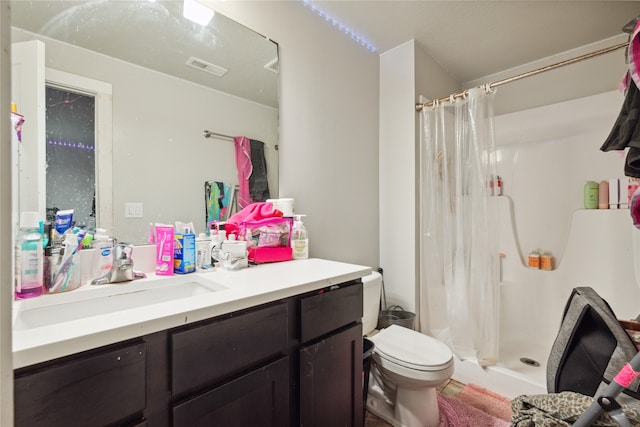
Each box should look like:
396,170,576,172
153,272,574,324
125,202,143,218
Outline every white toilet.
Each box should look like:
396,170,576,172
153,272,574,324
362,272,454,427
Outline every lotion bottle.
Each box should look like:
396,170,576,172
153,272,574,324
291,214,308,260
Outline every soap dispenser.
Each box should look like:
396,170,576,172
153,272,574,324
291,214,308,260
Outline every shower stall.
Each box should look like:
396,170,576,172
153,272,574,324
422,88,640,399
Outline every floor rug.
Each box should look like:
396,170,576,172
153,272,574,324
365,380,514,427
438,393,510,427
456,383,513,422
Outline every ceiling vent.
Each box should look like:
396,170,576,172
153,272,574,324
186,57,228,77
264,57,279,74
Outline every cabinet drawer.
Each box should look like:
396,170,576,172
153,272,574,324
14,341,146,427
300,281,363,343
299,323,363,427
173,357,289,427
171,301,288,396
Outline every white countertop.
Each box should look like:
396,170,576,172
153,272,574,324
13,258,371,369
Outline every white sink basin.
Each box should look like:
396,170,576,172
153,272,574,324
13,274,226,332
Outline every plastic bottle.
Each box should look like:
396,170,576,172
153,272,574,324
15,211,44,299
528,250,540,269
291,214,309,260
598,180,609,209
196,233,210,269
92,229,114,280
209,224,225,266
540,252,554,271
583,181,599,209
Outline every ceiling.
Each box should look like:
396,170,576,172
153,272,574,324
9,1,640,106
313,1,640,84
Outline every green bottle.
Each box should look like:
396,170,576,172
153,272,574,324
584,181,599,209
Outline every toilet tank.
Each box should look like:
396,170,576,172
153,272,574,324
362,271,382,335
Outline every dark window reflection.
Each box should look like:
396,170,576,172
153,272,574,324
46,86,96,229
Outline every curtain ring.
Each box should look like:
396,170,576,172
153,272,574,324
484,84,495,94
449,94,455,104
462,90,469,100
432,98,439,110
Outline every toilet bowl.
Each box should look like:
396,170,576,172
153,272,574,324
362,273,454,427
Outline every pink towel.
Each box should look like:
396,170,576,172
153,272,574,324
630,19,640,88
224,202,283,238
233,136,253,209
631,184,640,229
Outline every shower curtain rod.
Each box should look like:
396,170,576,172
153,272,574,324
415,41,629,111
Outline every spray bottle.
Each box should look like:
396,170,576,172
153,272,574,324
291,214,308,260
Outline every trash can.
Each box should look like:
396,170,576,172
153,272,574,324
377,305,416,330
363,337,375,417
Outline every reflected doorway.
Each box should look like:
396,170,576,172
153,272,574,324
45,86,96,228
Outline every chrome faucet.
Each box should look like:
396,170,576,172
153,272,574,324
91,242,146,285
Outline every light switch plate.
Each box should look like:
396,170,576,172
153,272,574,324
125,202,144,218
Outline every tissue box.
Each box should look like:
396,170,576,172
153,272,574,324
174,233,196,274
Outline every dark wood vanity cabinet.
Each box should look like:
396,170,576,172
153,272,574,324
299,284,364,427
172,357,290,427
14,279,363,427
14,341,147,427
170,301,290,427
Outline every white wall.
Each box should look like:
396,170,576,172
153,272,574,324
379,41,415,311
211,1,381,268
1,3,13,424
379,41,460,313
465,35,630,116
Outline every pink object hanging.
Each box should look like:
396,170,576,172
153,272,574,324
233,136,253,209
628,18,640,89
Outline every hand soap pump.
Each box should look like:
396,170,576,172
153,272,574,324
291,214,308,260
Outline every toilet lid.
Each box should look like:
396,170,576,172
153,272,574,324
372,324,453,371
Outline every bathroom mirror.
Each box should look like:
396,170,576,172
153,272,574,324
10,0,279,244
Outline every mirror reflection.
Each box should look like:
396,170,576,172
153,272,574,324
10,0,280,244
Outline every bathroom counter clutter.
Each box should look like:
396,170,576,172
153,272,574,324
13,257,371,369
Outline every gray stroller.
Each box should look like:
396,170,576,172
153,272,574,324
544,287,640,426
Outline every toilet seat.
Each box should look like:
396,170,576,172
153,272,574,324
372,324,453,371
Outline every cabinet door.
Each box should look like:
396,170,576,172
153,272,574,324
14,342,146,427
299,323,363,427
171,301,288,397
172,357,289,427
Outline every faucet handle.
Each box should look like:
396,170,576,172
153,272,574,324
114,242,133,260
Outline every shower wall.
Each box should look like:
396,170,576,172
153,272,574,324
487,89,640,389
452,89,640,398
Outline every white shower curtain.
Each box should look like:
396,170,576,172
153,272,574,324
419,87,500,367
